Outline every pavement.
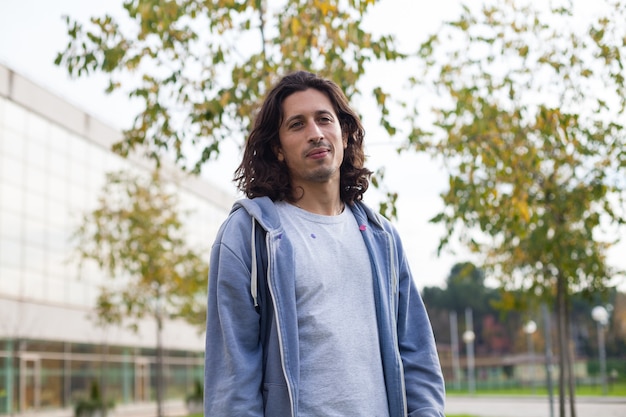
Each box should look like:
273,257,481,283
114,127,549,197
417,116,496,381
21,396,624,417
16,401,189,417
445,395,626,417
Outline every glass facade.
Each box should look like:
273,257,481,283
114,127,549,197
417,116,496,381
0,341,205,412
0,66,233,415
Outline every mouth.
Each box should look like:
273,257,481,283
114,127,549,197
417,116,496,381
307,147,331,159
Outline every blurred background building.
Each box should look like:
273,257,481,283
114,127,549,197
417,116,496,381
0,63,234,415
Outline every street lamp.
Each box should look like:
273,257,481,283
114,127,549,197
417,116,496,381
463,330,475,394
591,306,609,395
463,307,476,395
524,320,537,393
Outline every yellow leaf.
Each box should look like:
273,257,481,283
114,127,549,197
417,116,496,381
512,196,530,222
314,0,337,15
291,18,301,34
219,91,231,107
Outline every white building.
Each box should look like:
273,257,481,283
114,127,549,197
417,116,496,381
0,63,234,415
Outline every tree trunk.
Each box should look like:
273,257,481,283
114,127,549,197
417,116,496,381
556,275,566,417
100,341,108,406
542,303,555,417
565,291,577,417
156,311,164,417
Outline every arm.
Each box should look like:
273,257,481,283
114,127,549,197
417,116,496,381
395,237,446,417
204,214,264,416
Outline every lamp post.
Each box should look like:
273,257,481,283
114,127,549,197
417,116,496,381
463,307,476,395
524,320,537,393
591,306,609,395
450,311,462,390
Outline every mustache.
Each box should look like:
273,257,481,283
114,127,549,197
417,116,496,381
305,142,332,153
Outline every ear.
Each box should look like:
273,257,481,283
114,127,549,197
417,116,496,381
274,146,285,162
343,133,349,149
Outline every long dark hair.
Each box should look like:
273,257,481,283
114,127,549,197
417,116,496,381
234,71,371,204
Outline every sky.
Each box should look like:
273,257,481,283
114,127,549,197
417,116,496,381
1,0,624,291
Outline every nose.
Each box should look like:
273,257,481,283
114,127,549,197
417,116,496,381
307,122,324,142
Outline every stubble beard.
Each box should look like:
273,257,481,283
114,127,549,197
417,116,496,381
305,163,340,183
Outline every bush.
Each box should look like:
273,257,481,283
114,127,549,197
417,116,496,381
185,379,203,414
74,381,114,417
587,359,626,381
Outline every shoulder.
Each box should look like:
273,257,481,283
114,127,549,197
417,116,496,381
233,196,282,232
352,202,407,256
213,205,254,249
352,201,395,232
215,197,282,245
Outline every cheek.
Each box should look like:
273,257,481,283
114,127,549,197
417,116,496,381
275,134,293,161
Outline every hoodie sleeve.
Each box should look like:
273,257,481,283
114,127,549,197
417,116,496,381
394,229,446,417
204,209,264,417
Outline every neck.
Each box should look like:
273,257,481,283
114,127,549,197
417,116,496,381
290,188,344,216
293,200,345,216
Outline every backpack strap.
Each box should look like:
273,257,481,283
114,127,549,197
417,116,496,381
251,218,271,353
250,216,259,307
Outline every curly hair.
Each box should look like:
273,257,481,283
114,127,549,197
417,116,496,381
234,71,372,205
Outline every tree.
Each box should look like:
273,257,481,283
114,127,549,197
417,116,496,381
446,262,490,313
422,262,513,354
406,1,626,416
72,170,208,417
54,0,403,174
423,262,490,312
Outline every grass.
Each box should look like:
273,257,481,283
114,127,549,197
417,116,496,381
446,380,626,397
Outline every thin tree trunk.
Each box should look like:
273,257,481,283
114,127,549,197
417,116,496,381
156,310,164,417
100,341,108,406
565,291,577,417
542,303,555,417
556,275,566,417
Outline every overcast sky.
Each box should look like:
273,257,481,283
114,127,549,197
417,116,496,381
1,0,623,291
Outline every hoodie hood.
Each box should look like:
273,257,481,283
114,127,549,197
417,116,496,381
233,196,385,234
232,196,282,233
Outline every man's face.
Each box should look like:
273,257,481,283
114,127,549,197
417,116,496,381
276,88,347,187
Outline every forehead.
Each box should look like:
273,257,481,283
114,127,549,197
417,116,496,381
281,88,336,117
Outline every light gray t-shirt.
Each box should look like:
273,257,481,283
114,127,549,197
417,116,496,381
275,201,390,417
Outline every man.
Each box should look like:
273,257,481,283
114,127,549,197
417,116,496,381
205,71,445,417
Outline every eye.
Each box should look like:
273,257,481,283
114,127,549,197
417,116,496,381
318,115,333,124
288,120,303,129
